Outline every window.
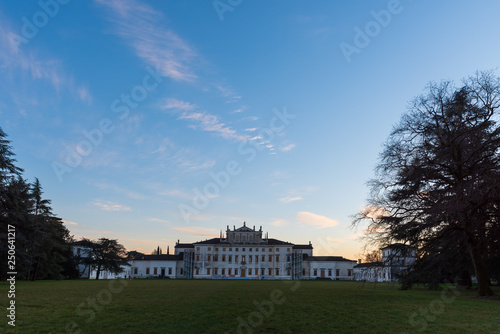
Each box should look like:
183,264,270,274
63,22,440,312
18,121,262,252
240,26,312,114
229,248,232,251
229,255,232,263
255,255,259,263
180,268,183,275
207,268,210,275
276,268,279,276
235,248,239,251
235,255,239,262
348,269,352,277
214,254,218,261
146,268,150,275
223,248,226,251
236,236,239,241
222,254,226,262
214,268,218,275
134,268,138,275
276,255,279,262
328,269,332,276
215,248,218,252
269,248,272,252
313,269,317,276
235,269,238,275
154,267,158,275
196,269,199,275
208,247,211,251
248,256,252,263
287,248,290,252
228,269,232,275
287,269,290,276
229,235,233,241
261,269,265,276
287,256,291,262
242,236,246,241
262,255,265,262
196,255,200,261
268,268,272,276
168,268,172,275
249,248,252,252
249,268,252,275
242,255,246,262
242,248,245,251
222,268,225,275
262,248,265,252
208,255,211,261
336,269,340,276
250,236,253,241
276,248,279,252
302,269,305,275
268,255,273,262
196,247,200,251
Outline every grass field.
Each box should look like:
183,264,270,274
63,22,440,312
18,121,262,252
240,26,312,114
1,279,499,334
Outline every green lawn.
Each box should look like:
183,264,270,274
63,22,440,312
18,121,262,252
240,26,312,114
1,279,499,334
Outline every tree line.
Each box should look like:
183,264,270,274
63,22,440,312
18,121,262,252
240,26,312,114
0,128,126,281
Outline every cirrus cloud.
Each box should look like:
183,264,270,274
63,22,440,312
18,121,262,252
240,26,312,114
296,211,338,228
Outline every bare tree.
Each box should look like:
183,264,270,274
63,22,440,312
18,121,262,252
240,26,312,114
354,71,500,296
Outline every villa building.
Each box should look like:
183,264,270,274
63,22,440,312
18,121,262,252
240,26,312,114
353,244,416,282
72,223,415,282
129,222,356,280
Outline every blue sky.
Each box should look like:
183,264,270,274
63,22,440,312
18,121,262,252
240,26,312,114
2,0,500,258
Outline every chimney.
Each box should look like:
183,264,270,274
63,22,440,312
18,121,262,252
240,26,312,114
358,259,362,264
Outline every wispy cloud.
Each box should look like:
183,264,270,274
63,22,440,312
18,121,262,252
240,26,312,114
179,111,248,142
0,16,92,102
93,182,145,200
279,196,303,203
172,226,219,237
96,0,197,81
91,200,131,212
245,128,258,132
62,220,78,226
270,219,288,227
161,98,197,111
280,143,296,152
296,211,338,228
231,106,247,113
149,217,170,224
77,86,93,104
362,205,389,220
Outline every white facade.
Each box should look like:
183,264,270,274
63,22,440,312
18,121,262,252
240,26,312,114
353,244,416,282
129,223,356,280
71,242,92,279
130,255,179,278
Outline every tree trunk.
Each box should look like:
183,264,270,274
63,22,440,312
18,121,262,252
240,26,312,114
96,264,101,280
465,230,494,296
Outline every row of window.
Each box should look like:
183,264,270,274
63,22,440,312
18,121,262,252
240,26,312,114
227,234,261,242
196,254,293,263
196,247,291,253
311,269,353,277
132,267,179,276
196,268,290,276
